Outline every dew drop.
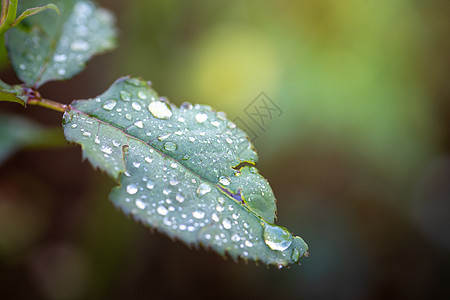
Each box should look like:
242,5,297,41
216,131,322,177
134,120,144,128
157,206,168,216
211,121,220,127
102,99,117,111
70,40,89,51
145,156,153,163
169,178,178,186
197,183,211,196
226,137,233,144
195,113,208,123
164,142,177,151
231,234,241,242
158,133,172,141
82,131,91,137
126,78,141,86
126,184,138,195
212,213,219,222
175,194,185,203
112,140,121,147
135,199,146,210
148,101,172,119
54,54,67,62
245,240,253,247
292,248,300,262
120,90,131,101
262,223,293,251
132,102,142,111
222,218,232,230
219,176,230,186
100,145,113,154
216,111,227,120
146,181,155,189
182,154,190,160
192,210,205,219
138,91,147,100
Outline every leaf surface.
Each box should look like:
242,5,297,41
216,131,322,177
0,79,28,106
6,0,116,87
63,77,308,266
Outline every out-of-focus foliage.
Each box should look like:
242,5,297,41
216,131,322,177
0,0,449,299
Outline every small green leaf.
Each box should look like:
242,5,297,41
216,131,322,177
6,0,116,87
11,4,60,27
0,79,27,106
63,77,308,266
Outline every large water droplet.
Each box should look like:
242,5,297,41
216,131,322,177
197,183,211,196
175,194,185,203
135,199,146,210
146,181,155,189
192,210,205,219
195,112,208,123
164,142,177,151
222,218,232,230
219,176,230,186
138,91,147,100
102,99,117,111
134,120,144,128
148,101,172,119
132,102,142,111
262,223,293,251
100,145,113,154
120,90,131,101
157,206,168,216
126,184,138,195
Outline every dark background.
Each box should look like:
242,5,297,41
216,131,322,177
1,0,449,299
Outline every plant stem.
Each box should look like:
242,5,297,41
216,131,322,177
0,0,17,35
28,98,68,112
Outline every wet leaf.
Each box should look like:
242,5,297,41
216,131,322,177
5,0,116,87
0,79,27,106
63,77,308,267
12,3,60,27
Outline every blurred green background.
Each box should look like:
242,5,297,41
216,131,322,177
1,0,449,299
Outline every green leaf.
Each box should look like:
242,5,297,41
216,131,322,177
63,77,308,267
0,79,27,106
11,4,60,27
5,0,116,87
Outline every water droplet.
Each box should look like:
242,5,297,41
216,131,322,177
70,40,89,51
217,111,227,120
219,176,230,186
57,68,66,75
222,218,232,230
102,99,117,111
126,184,138,195
126,78,141,86
226,137,233,144
94,137,100,144
188,137,196,142
169,178,178,186
148,101,172,119
82,131,91,137
182,154,190,160
145,156,153,163
212,213,219,222
197,183,211,196
227,121,236,129
157,133,172,141
54,54,67,62
175,194,185,203
232,212,239,220
164,142,177,151
71,124,77,128
180,102,193,110
112,140,121,147
19,63,26,70
134,120,144,128
138,91,147,99
263,223,293,251
125,114,132,120
211,121,220,127
231,234,240,242
192,210,205,219
120,90,131,101
135,199,146,209
146,181,155,189
291,248,300,262
100,145,113,154
195,113,208,123
133,162,141,168
157,206,168,216
132,102,142,111
245,240,253,247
